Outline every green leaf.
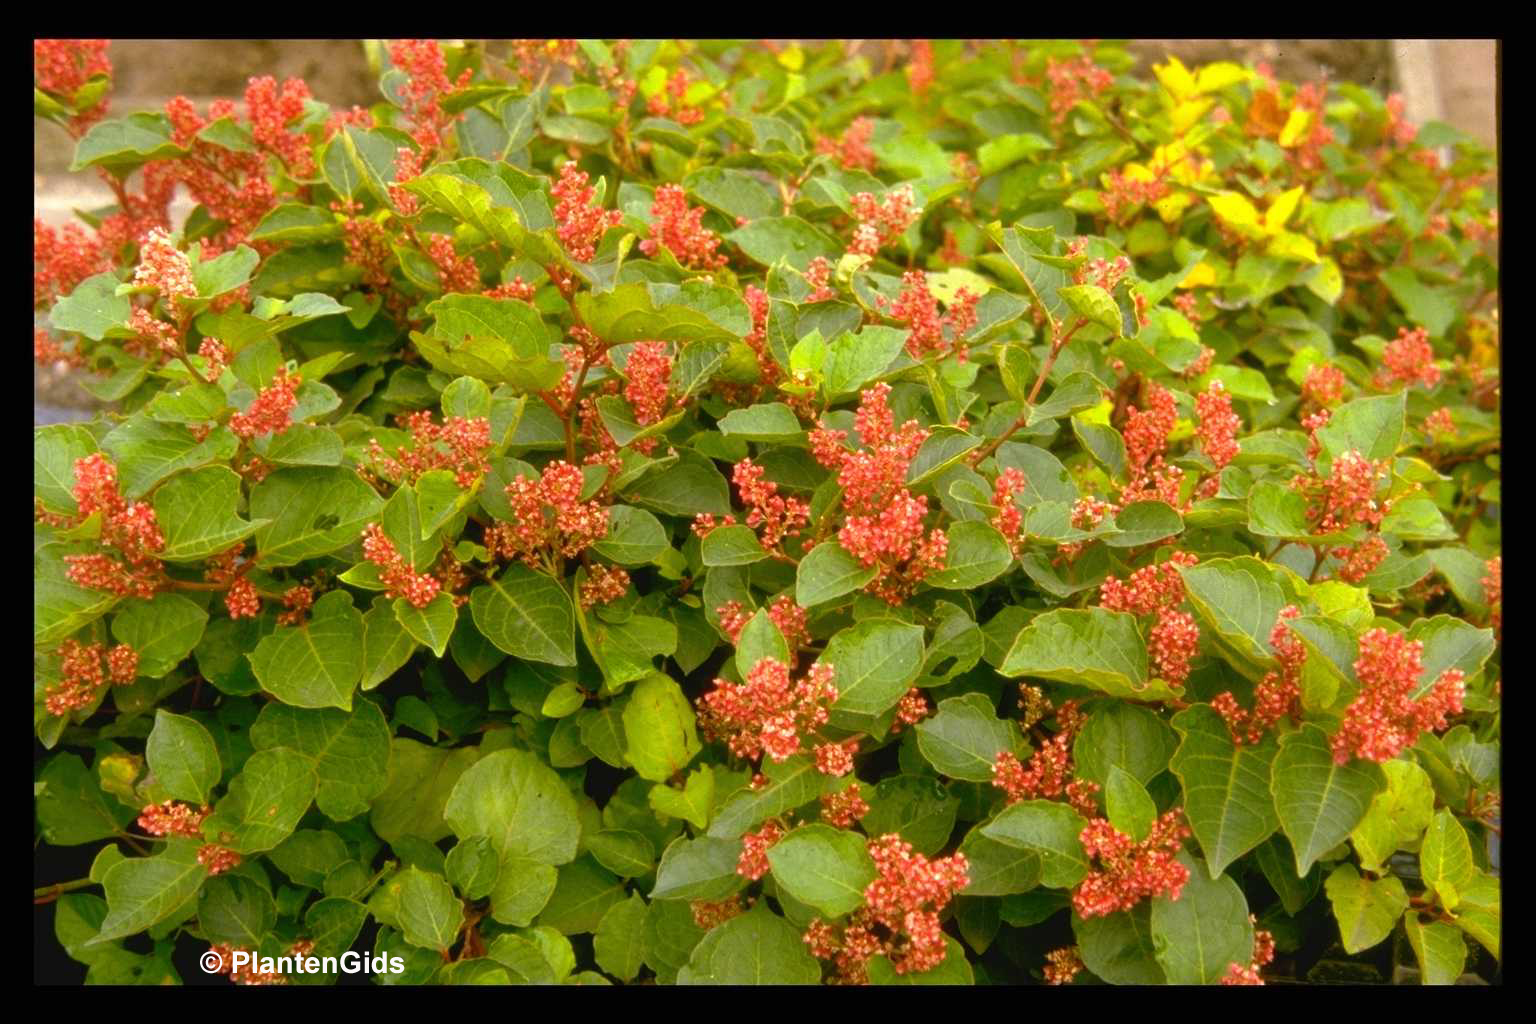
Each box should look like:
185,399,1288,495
677,904,821,984
70,113,186,174
145,710,220,805
1314,393,1406,472
594,895,649,982
726,216,840,271
1270,724,1385,874
198,875,276,948
860,775,960,857
49,272,132,341
591,505,668,566
1404,916,1467,985
1073,702,1178,787
957,827,1043,897
489,858,559,927
1177,557,1286,681
1149,851,1253,985
981,800,1089,888
539,857,626,935
623,453,731,517
1419,809,1475,910
623,673,701,782
1406,616,1496,697
369,738,481,844
93,841,206,944
152,466,265,561
821,326,908,399
1104,765,1157,843
393,867,463,953
250,700,392,822
717,402,804,442
35,753,133,846
652,836,746,901
1324,863,1408,954
1350,758,1435,872
249,590,365,710
110,593,208,678
192,245,259,299
1074,905,1165,985
1169,705,1281,876
360,598,417,691
1058,284,1121,334
767,823,877,918
926,521,1014,589
443,748,581,865
393,594,457,658
470,564,576,667
1381,267,1457,338
203,748,317,854
1105,501,1184,548
1001,608,1179,699
708,755,832,840
823,619,925,721
700,524,768,567
587,830,656,879
648,768,715,831
101,419,239,499
914,692,1022,782
251,467,383,567
249,203,341,244
796,541,878,607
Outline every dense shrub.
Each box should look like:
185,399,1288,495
34,38,1499,986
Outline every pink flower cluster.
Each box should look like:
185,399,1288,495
1099,552,1202,685
362,523,442,609
732,459,810,553
367,410,493,489
646,68,705,124
1482,556,1501,638
132,228,197,302
810,384,949,604
425,232,480,293
698,657,838,763
1220,922,1277,985
1046,55,1114,126
1298,449,1389,534
623,342,675,430
690,896,747,930
488,461,611,570
578,564,630,610
1195,380,1241,473
715,594,810,652
229,367,300,440
848,186,917,258
34,39,112,134
906,40,935,97
804,833,969,983
1331,628,1466,764
43,639,140,716
387,39,472,153
992,700,1098,812
1073,810,1192,918
890,688,931,732
879,270,978,360
552,163,624,263
198,844,243,876
817,117,877,172
803,257,836,302
991,468,1027,554
1212,605,1306,744
138,800,209,839
814,738,860,777
1374,326,1441,390
821,782,870,827
1100,168,1170,224
34,219,109,312
1302,363,1348,408
641,185,728,269
737,821,783,880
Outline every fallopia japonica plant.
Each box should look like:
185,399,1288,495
34,38,1499,986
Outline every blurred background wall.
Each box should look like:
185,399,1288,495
35,40,1497,422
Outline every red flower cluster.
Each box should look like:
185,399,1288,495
641,185,727,270
1423,406,1456,438
737,821,783,880
821,782,870,827
53,454,167,600
488,460,610,570
810,383,949,603
131,228,197,302
552,163,624,262
646,68,705,125
425,232,480,293
243,75,317,177
43,639,140,716
1302,363,1349,408
197,338,230,382
387,39,472,153
1220,921,1277,985
361,523,441,609
714,594,810,652
1123,381,1177,479
1213,605,1306,744
991,467,1027,554
848,186,917,258
732,459,810,553
1331,628,1466,764
880,270,978,360
1073,810,1192,918
198,844,243,876
906,40,935,97
1099,552,1202,685
690,896,747,930
803,256,837,302
229,367,300,440
578,564,630,610
1044,946,1085,985
623,342,675,429
277,585,314,627
1297,449,1389,534
34,219,108,311
814,738,859,777
890,688,930,732
1100,168,1170,224
1482,556,1501,638
1375,326,1441,390
138,800,209,839
366,410,493,489
1195,380,1241,473
1046,55,1114,126
699,657,838,764
817,117,877,172
804,833,969,983
34,39,112,133
992,699,1094,806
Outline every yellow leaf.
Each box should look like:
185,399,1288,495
1153,191,1194,223
927,267,992,304
1119,162,1155,183
1267,231,1321,264
1279,108,1312,148
776,44,805,72
1180,261,1218,288
1154,57,1197,102
1265,186,1305,233
1171,98,1214,135
1194,62,1249,94
1207,191,1264,238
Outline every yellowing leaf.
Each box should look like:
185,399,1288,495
1180,261,1219,288
1267,231,1321,265
1171,98,1214,135
776,44,805,72
1194,62,1249,94
1153,190,1194,223
1279,108,1312,148
1207,192,1264,239
1265,187,1305,233
1154,57,1197,102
